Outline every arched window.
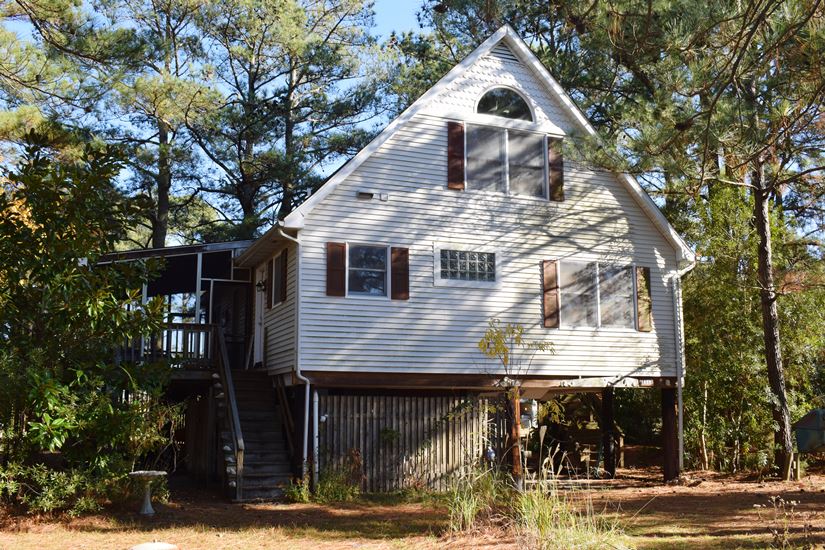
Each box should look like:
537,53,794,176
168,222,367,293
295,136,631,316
476,88,533,121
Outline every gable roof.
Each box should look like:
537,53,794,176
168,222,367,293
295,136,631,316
281,25,695,266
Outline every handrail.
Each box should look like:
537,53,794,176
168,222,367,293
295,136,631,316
216,329,245,501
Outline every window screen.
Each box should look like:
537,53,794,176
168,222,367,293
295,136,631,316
466,125,506,193
599,266,635,328
348,245,387,296
560,261,598,327
508,130,545,198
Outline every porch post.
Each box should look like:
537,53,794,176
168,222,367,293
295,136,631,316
661,387,679,481
601,387,616,478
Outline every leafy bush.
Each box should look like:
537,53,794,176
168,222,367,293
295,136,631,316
283,475,311,503
0,463,115,516
0,134,176,515
315,467,361,504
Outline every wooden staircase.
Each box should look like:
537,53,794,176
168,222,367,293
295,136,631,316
229,370,292,500
214,330,292,501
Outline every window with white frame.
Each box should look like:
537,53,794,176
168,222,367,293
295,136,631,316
348,245,388,296
465,124,546,198
440,249,496,282
559,262,635,328
477,87,533,121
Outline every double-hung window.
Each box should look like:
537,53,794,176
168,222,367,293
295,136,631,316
465,124,547,199
348,245,388,296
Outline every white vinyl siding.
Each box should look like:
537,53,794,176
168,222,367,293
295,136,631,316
262,242,296,373
291,44,682,379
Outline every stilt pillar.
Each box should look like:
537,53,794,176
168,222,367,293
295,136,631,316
661,387,679,482
602,387,616,478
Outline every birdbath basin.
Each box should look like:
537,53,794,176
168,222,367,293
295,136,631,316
128,470,167,516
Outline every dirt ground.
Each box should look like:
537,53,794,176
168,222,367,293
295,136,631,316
0,469,823,549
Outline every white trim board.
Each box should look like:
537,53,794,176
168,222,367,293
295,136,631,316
282,25,695,267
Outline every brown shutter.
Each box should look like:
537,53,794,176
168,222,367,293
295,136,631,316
542,260,560,328
326,242,346,296
265,259,273,308
548,137,564,201
390,247,409,300
447,121,465,191
636,266,653,332
279,248,288,303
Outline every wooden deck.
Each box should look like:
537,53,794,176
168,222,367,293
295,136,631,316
118,323,219,374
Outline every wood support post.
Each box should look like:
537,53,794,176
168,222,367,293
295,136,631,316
508,388,523,490
602,387,616,478
661,388,679,482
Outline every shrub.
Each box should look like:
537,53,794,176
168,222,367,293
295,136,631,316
0,463,113,516
315,467,360,503
283,475,311,503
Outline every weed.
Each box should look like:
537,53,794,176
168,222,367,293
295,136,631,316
283,475,311,503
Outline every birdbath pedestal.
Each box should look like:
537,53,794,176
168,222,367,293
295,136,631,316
128,470,167,516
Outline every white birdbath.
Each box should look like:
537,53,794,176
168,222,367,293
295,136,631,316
129,470,167,516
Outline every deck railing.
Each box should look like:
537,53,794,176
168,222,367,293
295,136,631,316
119,323,217,370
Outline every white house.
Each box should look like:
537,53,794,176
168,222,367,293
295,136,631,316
229,25,695,497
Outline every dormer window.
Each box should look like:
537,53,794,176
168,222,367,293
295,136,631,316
476,87,533,121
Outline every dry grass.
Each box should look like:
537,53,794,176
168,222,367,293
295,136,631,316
1,470,824,549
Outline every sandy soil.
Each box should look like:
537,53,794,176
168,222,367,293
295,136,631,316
1,469,823,549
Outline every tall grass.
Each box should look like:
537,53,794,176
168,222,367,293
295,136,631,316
445,466,626,549
445,468,504,532
513,487,624,549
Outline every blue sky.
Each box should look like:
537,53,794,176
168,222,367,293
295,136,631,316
372,0,423,38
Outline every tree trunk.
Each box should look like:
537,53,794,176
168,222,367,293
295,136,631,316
752,169,794,480
700,381,709,470
152,120,171,249
279,66,297,219
507,387,523,491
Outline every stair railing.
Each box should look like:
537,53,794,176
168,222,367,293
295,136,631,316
216,329,245,500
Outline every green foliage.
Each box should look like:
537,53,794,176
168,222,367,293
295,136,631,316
478,318,552,377
283,474,311,504
0,133,177,513
445,467,504,532
513,488,624,550
444,467,625,547
314,467,361,504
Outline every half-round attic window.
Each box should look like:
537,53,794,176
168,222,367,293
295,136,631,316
476,88,533,121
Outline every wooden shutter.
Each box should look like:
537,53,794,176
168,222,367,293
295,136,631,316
542,260,560,328
326,242,346,297
390,247,409,300
447,121,465,191
636,266,653,332
548,138,565,201
265,259,273,308
279,248,288,303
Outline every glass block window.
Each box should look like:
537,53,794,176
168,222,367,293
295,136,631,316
440,250,496,282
